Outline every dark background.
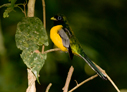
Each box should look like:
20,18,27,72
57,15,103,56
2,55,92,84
0,0,127,92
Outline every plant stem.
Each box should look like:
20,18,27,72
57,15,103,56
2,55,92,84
27,0,35,17
45,83,52,92
62,66,74,92
69,74,98,92
41,0,46,53
26,0,36,92
93,62,120,92
42,0,46,29
26,69,36,92
43,48,61,54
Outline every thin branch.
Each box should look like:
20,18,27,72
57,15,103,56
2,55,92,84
74,80,78,85
106,74,120,92
42,0,46,29
62,66,74,92
43,48,61,54
34,48,61,54
45,83,52,92
41,0,46,53
0,3,11,8
17,2,27,17
23,2,27,17
68,74,98,92
94,62,120,92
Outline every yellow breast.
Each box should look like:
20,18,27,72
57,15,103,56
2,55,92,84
50,25,67,51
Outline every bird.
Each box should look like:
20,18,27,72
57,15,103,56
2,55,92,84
50,14,107,80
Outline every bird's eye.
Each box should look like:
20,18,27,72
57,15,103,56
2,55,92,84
58,16,62,20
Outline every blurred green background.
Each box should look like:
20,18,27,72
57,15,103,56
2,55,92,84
0,0,127,92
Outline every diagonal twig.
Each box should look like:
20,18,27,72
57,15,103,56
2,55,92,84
45,83,52,92
68,74,98,92
94,62,120,92
62,66,74,92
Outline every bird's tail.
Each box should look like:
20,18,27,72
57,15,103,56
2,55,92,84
78,50,107,80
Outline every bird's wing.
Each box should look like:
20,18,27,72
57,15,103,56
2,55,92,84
58,29,74,59
58,29,70,48
64,28,72,37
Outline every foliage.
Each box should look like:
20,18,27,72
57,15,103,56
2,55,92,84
15,17,48,83
0,0,17,18
0,0,127,92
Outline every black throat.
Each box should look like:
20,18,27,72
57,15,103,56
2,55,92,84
53,21,64,26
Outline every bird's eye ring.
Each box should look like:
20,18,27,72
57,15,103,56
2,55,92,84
58,16,62,20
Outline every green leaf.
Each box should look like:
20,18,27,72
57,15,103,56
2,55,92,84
21,50,47,83
15,17,48,51
3,7,14,18
0,0,17,18
0,3,14,18
15,17,49,83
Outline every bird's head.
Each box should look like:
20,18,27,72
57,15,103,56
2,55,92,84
51,14,67,26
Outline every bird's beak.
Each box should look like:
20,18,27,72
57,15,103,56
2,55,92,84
51,17,56,20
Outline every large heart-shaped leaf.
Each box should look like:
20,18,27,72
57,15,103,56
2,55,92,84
15,17,48,83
